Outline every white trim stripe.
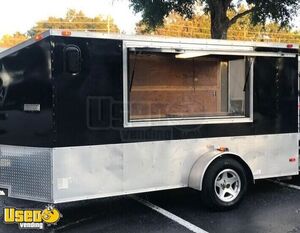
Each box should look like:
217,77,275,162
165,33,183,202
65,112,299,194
131,195,208,233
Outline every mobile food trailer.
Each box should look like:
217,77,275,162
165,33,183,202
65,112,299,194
0,30,298,209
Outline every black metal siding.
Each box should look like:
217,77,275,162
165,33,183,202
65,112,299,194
52,36,298,147
0,38,54,147
0,36,297,147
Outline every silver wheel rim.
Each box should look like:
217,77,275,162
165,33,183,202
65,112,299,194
214,169,241,202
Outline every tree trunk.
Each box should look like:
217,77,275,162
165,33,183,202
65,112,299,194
211,19,229,39
209,0,231,39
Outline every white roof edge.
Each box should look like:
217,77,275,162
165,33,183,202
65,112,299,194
0,30,298,60
48,29,299,50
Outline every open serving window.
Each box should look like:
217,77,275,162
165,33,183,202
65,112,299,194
123,45,254,127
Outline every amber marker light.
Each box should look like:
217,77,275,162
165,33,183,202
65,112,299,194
34,34,43,41
61,30,72,37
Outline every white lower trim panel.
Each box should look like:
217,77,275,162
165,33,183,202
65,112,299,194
0,133,298,203
52,133,298,203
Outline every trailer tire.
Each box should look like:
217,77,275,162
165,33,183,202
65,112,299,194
201,157,248,210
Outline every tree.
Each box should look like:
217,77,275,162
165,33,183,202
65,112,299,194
0,10,120,48
136,13,211,38
29,9,119,36
0,32,28,48
130,0,300,39
137,9,300,44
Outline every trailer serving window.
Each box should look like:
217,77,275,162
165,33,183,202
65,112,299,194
124,47,253,127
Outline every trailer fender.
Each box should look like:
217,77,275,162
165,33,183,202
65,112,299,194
188,150,254,191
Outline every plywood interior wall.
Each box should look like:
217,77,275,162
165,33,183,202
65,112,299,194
129,53,222,120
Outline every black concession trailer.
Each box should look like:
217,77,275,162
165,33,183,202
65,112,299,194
0,30,299,209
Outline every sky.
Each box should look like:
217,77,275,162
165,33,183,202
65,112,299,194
0,0,299,38
0,0,141,37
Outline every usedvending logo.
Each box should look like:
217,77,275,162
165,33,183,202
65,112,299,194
3,205,62,230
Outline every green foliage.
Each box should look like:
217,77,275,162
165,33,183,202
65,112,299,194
130,0,196,31
130,0,300,39
0,32,28,48
247,0,299,28
28,9,119,36
137,10,300,44
0,9,120,48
